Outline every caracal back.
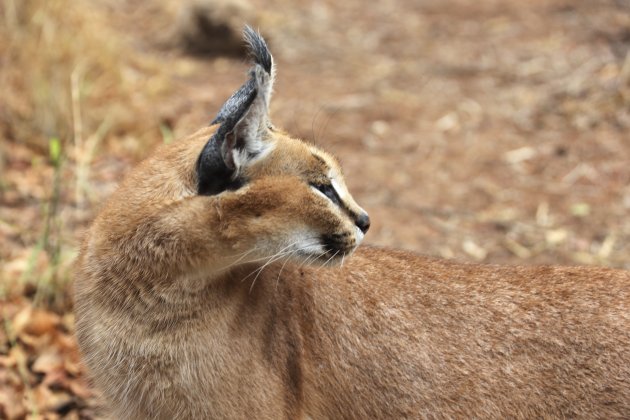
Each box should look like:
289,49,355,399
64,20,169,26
74,27,630,419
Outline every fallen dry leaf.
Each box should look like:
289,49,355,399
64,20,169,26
41,368,70,390
69,377,94,400
32,350,64,374
0,384,26,419
12,306,61,338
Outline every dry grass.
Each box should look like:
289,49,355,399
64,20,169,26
0,0,182,308
0,1,182,415
0,0,184,150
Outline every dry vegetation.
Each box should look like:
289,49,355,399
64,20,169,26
1,0,629,417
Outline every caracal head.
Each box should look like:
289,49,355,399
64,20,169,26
195,27,370,268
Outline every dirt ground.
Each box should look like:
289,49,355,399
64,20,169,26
1,0,629,417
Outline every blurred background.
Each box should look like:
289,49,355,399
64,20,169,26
1,0,629,417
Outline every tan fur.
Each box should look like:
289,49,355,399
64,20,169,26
75,36,630,419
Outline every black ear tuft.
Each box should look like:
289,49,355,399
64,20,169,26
212,27,274,126
243,26,272,74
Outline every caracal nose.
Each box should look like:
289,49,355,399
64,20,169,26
356,212,370,234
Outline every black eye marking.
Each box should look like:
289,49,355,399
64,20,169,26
311,182,342,207
310,181,364,229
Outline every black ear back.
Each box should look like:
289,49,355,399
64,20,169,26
197,88,257,196
196,133,245,196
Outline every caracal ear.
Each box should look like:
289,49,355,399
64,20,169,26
197,26,275,195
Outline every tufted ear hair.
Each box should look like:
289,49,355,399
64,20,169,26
197,26,275,195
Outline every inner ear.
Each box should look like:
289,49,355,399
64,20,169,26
222,131,237,170
220,66,273,173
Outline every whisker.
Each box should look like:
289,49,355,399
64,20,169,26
247,240,322,292
223,250,296,273
240,240,303,278
242,240,322,289
326,250,340,267
220,247,262,271
275,248,300,291
298,250,324,270
236,237,327,292
311,106,323,143
242,248,295,283
248,251,289,293
316,105,340,144
317,250,339,271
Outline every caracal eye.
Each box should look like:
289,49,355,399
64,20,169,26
310,182,341,206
